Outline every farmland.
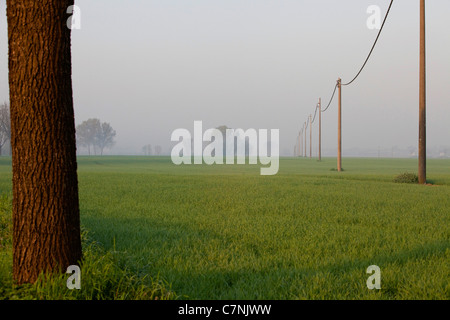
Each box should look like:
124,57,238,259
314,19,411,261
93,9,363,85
0,156,449,299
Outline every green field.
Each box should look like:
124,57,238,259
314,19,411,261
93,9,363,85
0,156,449,299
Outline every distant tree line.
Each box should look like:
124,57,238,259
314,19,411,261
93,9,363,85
142,144,162,156
76,118,116,155
0,103,11,156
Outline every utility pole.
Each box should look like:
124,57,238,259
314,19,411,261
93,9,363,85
304,121,307,158
300,127,303,157
309,114,312,158
299,130,301,157
318,98,322,161
337,78,342,172
418,0,426,184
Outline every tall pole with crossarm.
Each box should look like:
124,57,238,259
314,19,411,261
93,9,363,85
304,121,307,158
300,127,303,157
309,114,312,158
318,98,322,161
337,78,342,172
418,0,426,184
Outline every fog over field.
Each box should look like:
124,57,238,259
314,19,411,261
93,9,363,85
0,1,449,302
0,0,449,157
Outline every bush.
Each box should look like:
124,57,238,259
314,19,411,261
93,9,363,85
393,172,419,184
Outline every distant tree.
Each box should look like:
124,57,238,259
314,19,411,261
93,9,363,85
155,145,162,156
142,144,152,156
215,125,252,157
216,125,229,136
76,118,116,155
0,103,11,156
216,125,230,157
96,122,116,155
76,118,100,155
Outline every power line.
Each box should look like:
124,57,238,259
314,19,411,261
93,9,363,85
297,0,395,157
321,83,338,113
311,104,319,124
342,0,394,86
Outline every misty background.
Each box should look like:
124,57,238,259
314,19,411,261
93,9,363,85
0,0,449,157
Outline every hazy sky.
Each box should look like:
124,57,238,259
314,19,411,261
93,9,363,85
1,0,449,156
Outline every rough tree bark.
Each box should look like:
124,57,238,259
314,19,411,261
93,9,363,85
7,0,82,284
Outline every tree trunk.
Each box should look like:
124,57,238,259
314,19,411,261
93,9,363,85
7,0,82,284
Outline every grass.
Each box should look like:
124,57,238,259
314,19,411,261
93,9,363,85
0,156,449,299
0,194,178,300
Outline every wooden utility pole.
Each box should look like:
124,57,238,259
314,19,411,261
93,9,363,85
300,128,303,157
337,78,342,172
309,114,312,158
418,0,426,184
318,98,322,161
304,121,307,158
